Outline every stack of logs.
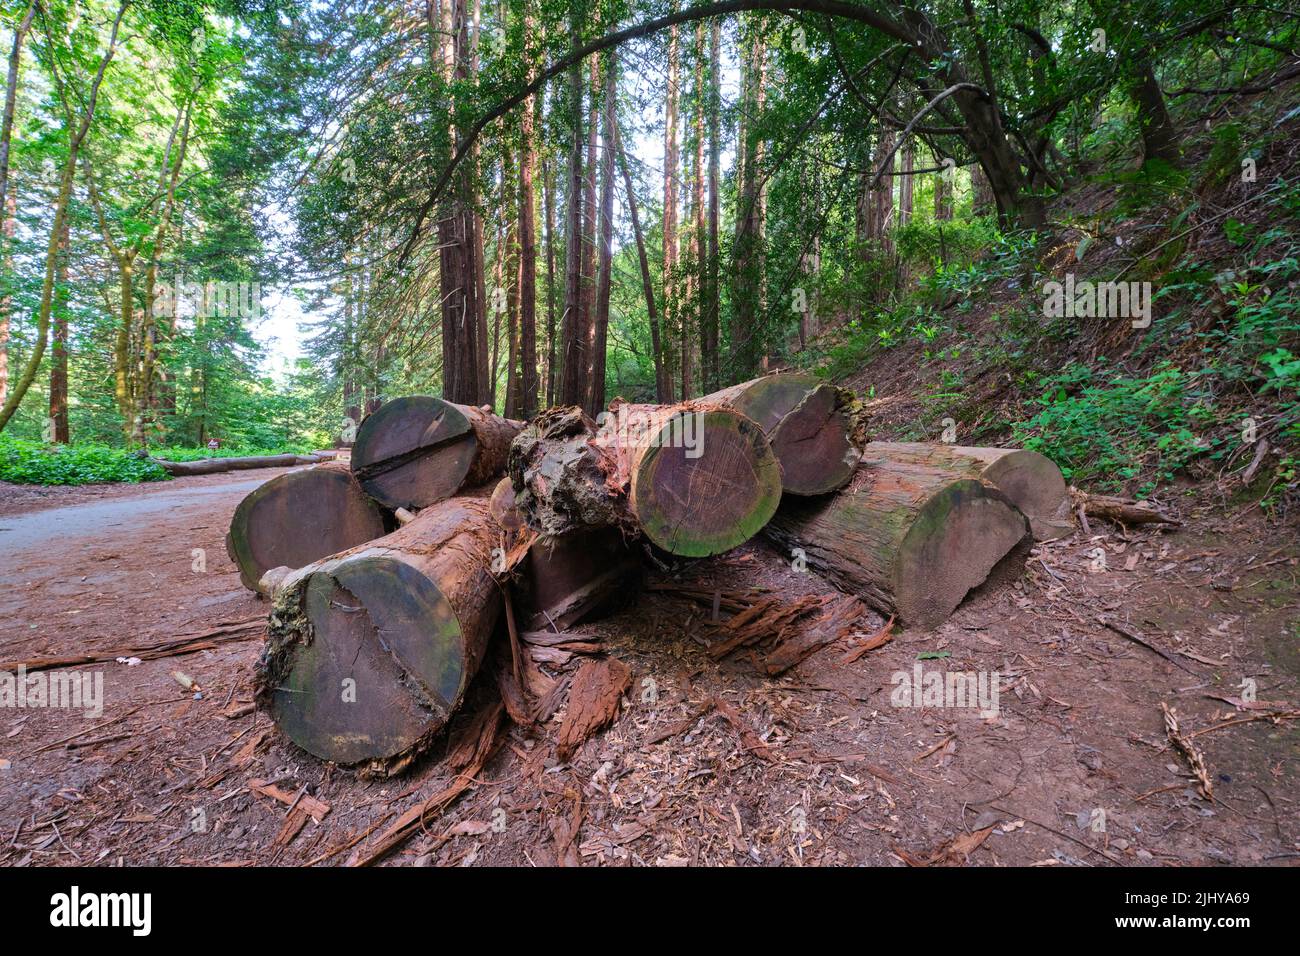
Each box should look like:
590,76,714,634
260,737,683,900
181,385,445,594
233,373,1074,776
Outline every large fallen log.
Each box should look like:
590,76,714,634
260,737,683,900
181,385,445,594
225,465,388,593
152,453,327,476
764,459,1032,629
865,442,1071,539
703,373,867,496
490,478,639,629
254,495,515,777
509,401,783,557
350,395,522,510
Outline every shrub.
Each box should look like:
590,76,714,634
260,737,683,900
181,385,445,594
0,438,171,486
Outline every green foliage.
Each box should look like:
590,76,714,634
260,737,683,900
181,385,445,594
0,437,170,485
1011,362,1221,495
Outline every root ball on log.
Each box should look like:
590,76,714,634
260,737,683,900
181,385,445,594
254,497,512,776
765,459,1032,629
350,395,521,510
509,402,783,557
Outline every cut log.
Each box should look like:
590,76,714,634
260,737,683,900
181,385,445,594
764,459,1032,630
865,442,1071,539
489,477,638,629
226,467,387,593
509,401,782,557
153,453,325,476
703,373,867,496
254,496,515,776
350,395,522,510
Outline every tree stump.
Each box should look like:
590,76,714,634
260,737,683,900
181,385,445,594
865,442,1070,539
226,466,387,593
764,459,1032,629
350,395,522,510
703,373,867,495
509,401,783,557
254,496,514,776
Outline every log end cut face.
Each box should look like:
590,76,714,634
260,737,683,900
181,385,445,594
723,372,820,432
769,384,863,496
351,396,478,510
265,554,469,769
631,408,783,557
979,449,1071,539
227,468,386,592
895,480,1032,629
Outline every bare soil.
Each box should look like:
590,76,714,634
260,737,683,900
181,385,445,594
0,466,1296,867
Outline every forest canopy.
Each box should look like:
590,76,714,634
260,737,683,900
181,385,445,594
0,0,1295,469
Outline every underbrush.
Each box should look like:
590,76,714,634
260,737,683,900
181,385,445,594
0,438,171,486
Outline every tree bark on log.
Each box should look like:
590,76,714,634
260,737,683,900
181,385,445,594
490,477,639,629
227,465,387,594
864,442,1071,539
703,372,866,496
350,395,522,510
764,460,1032,630
152,453,328,476
254,496,515,777
509,400,782,557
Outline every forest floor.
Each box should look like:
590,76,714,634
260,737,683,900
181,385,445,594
0,465,1297,866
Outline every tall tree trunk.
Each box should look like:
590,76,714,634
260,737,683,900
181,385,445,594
616,136,668,402
704,18,721,394
898,138,914,226
0,179,14,409
588,53,617,417
0,1,33,241
471,0,489,403
543,153,557,408
934,155,953,221
581,54,599,399
441,0,484,406
662,14,680,397
730,18,766,381
872,128,895,255
685,20,706,400
49,215,69,443
517,24,540,419
558,5,587,408
0,2,34,409
0,1,125,434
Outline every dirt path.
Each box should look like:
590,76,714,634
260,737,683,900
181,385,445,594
0,474,1296,867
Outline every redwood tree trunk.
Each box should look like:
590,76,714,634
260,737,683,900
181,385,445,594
588,52,617,417
518,72,540,418
48,216,69,443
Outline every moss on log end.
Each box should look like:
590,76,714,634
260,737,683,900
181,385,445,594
254,497,510,777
